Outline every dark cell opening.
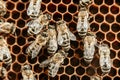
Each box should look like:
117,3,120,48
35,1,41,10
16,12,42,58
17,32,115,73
12,11,20,19
17,3,25,11
89,5,98,14
47,3,56,13
12,45,21,54
17,54,26,63
58,4,67,13
106,32,115,41
100,5,109,14
12,63,21,72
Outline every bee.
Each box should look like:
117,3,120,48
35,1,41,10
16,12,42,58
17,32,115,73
26,30,49,59
0,66,7,79
39,50,68,77
0,0,6,16
47,25,58,54
83,32,97,63
0,21,16,35
98,43,111,74
90,76,100,80
79,0,92,7
77,7,90,38
27,0,42,19
27,13,51,35
21,64,36,80
56,20,76,52
0,36,12,66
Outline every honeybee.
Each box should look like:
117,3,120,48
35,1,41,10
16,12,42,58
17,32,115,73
0,66,7,79
83,32,97,63
56,20,76,52
0,21,16,35
77,7,90,38
21,64,36,80
27,13,51,35
47,25,58,54
79,0,92,7
27,0,42,19
39,50,68,77
0,36,12,66
90,76,100,80
0,0,6,16
26,30,49,59
98,43,111,74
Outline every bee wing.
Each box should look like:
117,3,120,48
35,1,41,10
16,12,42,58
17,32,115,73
77,18,82,32
57,32,63,45
48,63,60,77
39,58,51,67
68,30,76,41
27,0,34,15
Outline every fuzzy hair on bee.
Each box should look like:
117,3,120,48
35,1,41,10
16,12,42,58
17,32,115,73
26,13,51,35
77,7,90,38
27,0,42,19
0,21,16,35
83,32,97,63
90,76,100,80
56,20,76,52
26,30,49,59
98,43,112,74
39,50,68,77
21,64,36,80
0,0,6,16
79,0,92,7
0,36,12,66
47,25,58,55
0,66,7,79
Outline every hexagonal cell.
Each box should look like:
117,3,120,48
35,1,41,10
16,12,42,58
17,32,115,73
111,23,120,32
17,2,25,11
17,18,26,28
101,23,110,32
12,45,21,54
86,66,95,76
65,66,74,75
39,73,48,80
15,28,21,36
17,36,26,46
110,5,119,14
103,76,112,80
89,5,98,14
22,10,29,20
70,57,79,66
6,2,15,10
100,5,109,14
28,56,37,64
80,58,89,67
53,12,62,21
105,0,113,5
12,63,21,72
8,71,16,80
63,13,72,22
62,0,71,4
22,28,28,37
76,66,85,75
42,0,50,4
112,41,120,50
106,32,115,41
90,23,99,32
17,54,26,63
96,31,105,41
67,49,74,57
110,50,116,59
52,0,61,4
41,4,46,11
115,0,120,5
62,58,69,66
114,76,120,80
60,74,69,80
94,0,103,5
34,64,42,73
57,67,64,74
68,4,77,13
68,22,76,31
7,35,15,45
81,75,90,80
113,59,120,68
47,3,56,13
106,14,114,23
58,4,67,13
71,75,80,80
95,14,104,23
12,11,20,19
108,67,117,77
116,14,120,23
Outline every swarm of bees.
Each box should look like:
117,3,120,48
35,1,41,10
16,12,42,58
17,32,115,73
0,0,113,79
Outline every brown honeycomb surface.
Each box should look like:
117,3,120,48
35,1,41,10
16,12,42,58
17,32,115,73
1,0,120,80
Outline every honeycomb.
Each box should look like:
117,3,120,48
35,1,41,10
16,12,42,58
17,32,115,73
1,0,120,80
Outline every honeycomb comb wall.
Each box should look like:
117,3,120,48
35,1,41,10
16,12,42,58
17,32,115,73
2,0,120,80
